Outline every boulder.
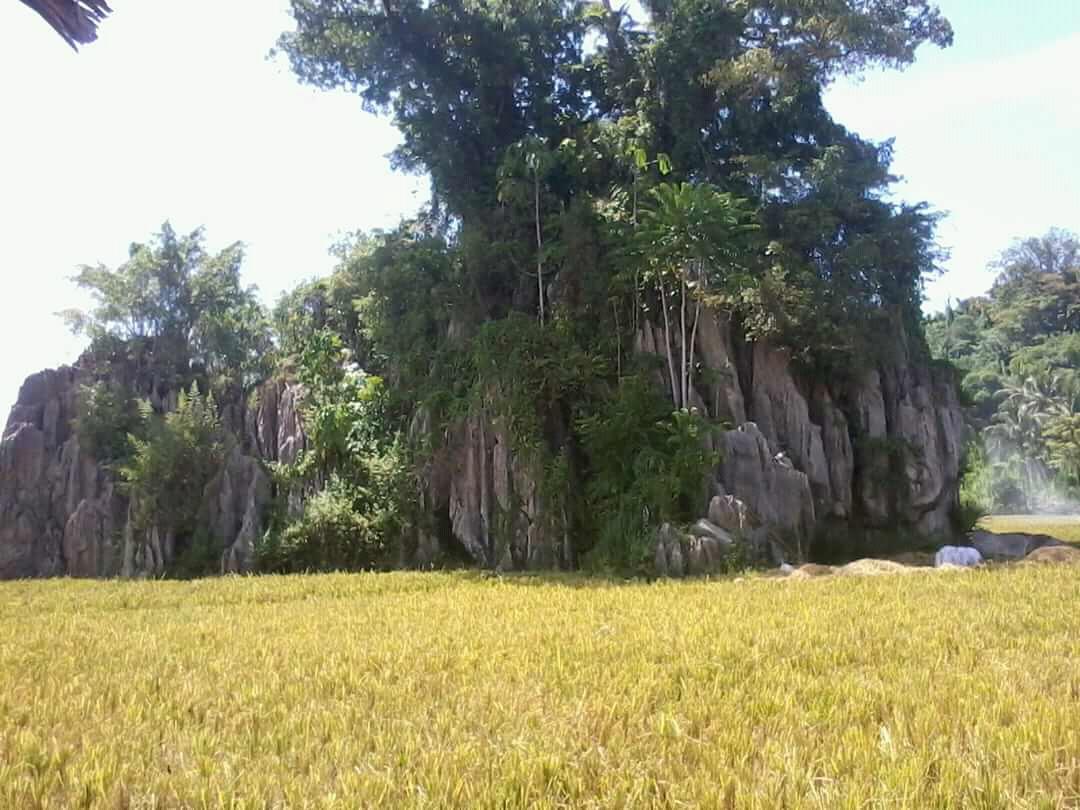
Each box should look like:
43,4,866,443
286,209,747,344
970,531,1062,561
717,423,816,548
743,526,786,566
688,519,735,548
653,522,734,577
707,492,752,533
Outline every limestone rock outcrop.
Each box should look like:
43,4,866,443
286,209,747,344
654,522,734,577
0,365,304,579
1,301,964,578
641,308,964,564
411,404,572,571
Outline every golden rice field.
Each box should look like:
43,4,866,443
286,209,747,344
2,564,1080,809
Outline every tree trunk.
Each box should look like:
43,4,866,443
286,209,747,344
687,297,702,412
679,271,687,409
613,300,622,379
657,274,679,410
535,168,545,326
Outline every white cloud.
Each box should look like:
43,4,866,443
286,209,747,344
0,1,426,414
825,32,1080,312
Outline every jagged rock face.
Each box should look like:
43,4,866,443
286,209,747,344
1,368,84,578
0,368,304,579
208,446,273,574
716,422,817,549
416,406,571,571
692,310,746,425
415,308,962,572
638,309,964,559
2,305,962,577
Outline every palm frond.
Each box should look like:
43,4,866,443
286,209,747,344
18,0,111,50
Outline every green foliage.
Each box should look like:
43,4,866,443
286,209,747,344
60,223,274,398
282,0,953,367
265,329,410,573
577,378,717,569
169,531,223,580
73,382,142,464
929,228,1080,512
955,443,991,532
258,479,394,573
469,314,608,450
634,182,759,282
120,384,224,539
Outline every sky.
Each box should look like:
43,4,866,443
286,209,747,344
1,0,1078,415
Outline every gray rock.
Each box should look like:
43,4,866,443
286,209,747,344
653,523,685,577
717,423,816,548
208,445,272,574
969,531,1062,561
684,536,707,575
707,492,752,533
431,401,571,571
750,345,832,511
688,519,734,547
0,368,308,579
692,310,747,424
666,531,685,577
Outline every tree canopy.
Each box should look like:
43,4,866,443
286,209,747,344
280,0,952,358
927,228,1080,512
60,223,274,397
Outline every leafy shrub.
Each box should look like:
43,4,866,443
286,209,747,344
577,377,718,570
168,531,222,579
262,329,411,573
955,441,992,530
120,384,224,539
258,480,392,573
73,382,142,463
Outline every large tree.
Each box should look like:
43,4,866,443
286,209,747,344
60,223,274,397
280,0,951,357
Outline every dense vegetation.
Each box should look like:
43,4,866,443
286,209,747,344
3,561,1080,807
926,228,1080,513
60,0,957,574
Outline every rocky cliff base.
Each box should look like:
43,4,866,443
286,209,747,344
410,311,965,572
0,367,305,579
1,308,965,578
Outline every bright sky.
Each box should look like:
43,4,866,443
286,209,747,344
1,0,1077,415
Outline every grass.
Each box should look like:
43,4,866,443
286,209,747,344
980,514,1080,547
2,568,1080,808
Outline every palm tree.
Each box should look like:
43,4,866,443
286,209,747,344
18,0,111,49
635,182,757,410
985,373,1080,508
